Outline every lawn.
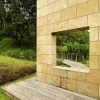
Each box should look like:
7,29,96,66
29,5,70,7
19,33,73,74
0,55,36,69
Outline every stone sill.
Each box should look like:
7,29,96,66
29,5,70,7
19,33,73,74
53,66,90,73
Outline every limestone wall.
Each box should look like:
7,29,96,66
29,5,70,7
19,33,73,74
37,0,100,99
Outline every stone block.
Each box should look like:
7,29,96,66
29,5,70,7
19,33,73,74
47,0,56,4
47,35,56,45
42,4,53,16
87,70,100,84
37,35,47,45
41,24,53,35
68,71,77,80
68,0,86,7
61,77,77,92
37,63,42,72
68,16,87,29
88,12,100,27
36,72,47,83
77,0,98,17
61,6,76,21
99,85,100,99
37,16,47,27
37,0,47,9
37,9,42,18
54,21,68,32
37,54,47,64
41,6,48,16
37,45,56,55
59,70,68,77
53,69,60,76
99,27,100,40
47,13,54,24
47,4,54,15
47,55,56,64
37,27,41,36
77,72,87,82
54,0,67,12
77,81,99,98
61,77,67,89
47,75,60,86
47,11,60,24
90,56,98,69
90,42,100,55
90,27,99,41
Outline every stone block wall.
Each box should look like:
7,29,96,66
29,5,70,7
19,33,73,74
37,0,100,99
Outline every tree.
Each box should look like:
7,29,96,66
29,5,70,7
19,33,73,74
0,0,36,47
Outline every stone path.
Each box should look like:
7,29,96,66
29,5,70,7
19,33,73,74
2,77,98,100
62,59,89,73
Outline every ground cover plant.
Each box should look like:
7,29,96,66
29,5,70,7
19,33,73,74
0,56,36,85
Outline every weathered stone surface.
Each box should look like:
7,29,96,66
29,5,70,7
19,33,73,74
41,24,53,35
37,0,47,9
61,77,67,89
42,4,53,16
90,56,98,69
54,21,68,32
47,75,60,86
37,54,47,64
90,27,99,41
87,70,100,84
68,71,77,80
88,12,100,27
47,35,56,45
37,27,41,36
99,85,100,99
77,72,87,82
77,81,99,98
66,79,77,92
53,69,68,77
37,72,47,83
47,55,56,64
37,63,42,72
61,6,76,21
38,45,56,55
37,35,47,45
68,0,86,7
37,9,42,18
47,11,60,24
47,0,56,4
90,42,100,55
68,16,87,29
54,0,67,12
37,16,47,27
77,0,98,17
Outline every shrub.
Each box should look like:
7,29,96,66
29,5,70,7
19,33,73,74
57,46,68,53
0,65,36,85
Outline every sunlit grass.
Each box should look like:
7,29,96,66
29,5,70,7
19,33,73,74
0,55,36,70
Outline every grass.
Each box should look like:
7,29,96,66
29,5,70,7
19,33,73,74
0,73,36,100
0,38,36,61
0,55,36,69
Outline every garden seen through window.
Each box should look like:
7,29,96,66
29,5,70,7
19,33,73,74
56,30,89,68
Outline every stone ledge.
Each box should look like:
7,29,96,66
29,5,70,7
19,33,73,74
53,66,90,73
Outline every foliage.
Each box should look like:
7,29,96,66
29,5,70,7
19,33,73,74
0,0,36,47
56,31,89,62
0,38,36,61
57,46,68,53
0,55,36,85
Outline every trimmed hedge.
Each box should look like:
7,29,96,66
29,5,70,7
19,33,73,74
0,65,36,85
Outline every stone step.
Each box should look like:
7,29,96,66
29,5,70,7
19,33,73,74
2,77,98,100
